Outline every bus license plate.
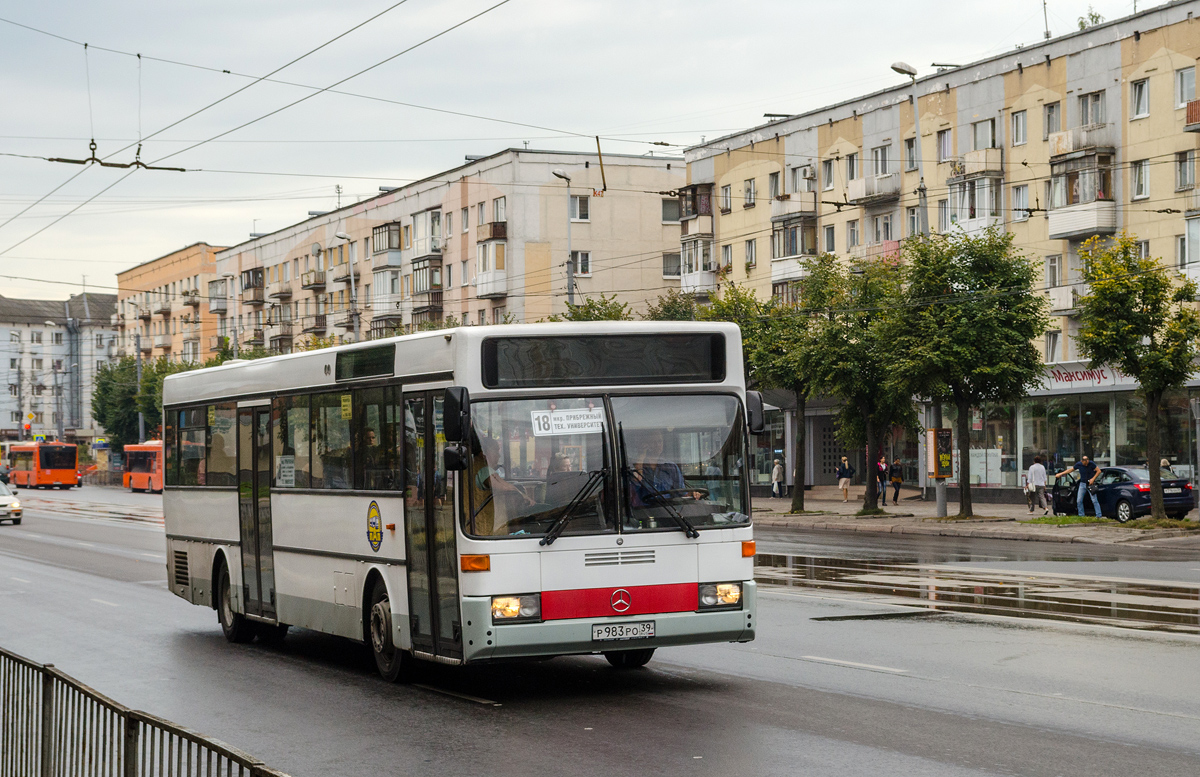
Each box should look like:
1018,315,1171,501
1165,487,1182,494
592,622,655,641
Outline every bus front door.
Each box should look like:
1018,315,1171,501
403,392,463,661
238,407,277,620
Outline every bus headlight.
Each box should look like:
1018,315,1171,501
699,582,742,609
491,594,541,623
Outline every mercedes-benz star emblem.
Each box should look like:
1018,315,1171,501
610,589,632,613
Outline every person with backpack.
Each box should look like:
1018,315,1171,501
835,457,855,503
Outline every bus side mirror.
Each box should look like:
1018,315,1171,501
746,391,766,435
444,443,469,472
444,386,470,443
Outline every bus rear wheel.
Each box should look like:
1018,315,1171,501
368,577,413,683
216,563,254,644
604,648,655,669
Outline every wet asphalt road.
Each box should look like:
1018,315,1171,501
1,489,1199,776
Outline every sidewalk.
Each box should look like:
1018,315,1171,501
753,485,1200,545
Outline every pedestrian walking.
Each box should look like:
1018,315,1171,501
876,455,889,506
771,459,785,498
1026,455,1048,515
889,458,903,506
1054,455,1102,517
835,457,855,503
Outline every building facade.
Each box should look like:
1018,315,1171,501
0,293,116,443
116,242,225,363
212,149,684,352
689,1,1200,497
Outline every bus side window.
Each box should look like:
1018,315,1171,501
354,386,400,491
207,403,238,486
164,411,178,486
312,392,351,489
179,408,207,486
273,395,310,489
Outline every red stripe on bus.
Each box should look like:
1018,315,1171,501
541,583,697,620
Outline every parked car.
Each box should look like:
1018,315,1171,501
0,482,22,525
1051,466,1195,522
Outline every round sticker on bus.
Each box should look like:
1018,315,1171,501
366,501,383,552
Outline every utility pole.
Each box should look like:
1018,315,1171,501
552,169,575,308
53,364,64,441
135,333,145,443
336,232,360,341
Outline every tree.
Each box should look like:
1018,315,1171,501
1075,233,1200,520
91,357,140,448
887,229,1047,517
1078,6,1104,29
803,254,919,513
643,288,699,321
138,357,195,436
549,294,632,322
296,334,339,351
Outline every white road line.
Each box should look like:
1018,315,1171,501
75,542,95,547
90,598,119,607
801,655,909,674
10,577,30,583
139,553,162,559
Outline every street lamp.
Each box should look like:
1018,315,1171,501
222,272,239,358
335,231,361,341
552,169,574,307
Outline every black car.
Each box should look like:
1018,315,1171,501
1050,466,1195,522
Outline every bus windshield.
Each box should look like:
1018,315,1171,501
39,446,77,471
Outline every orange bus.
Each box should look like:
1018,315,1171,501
123,441,163,493
9,442,80,489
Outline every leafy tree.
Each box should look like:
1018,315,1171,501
643,288,699,321
803,254,919,513
91,357,140,448
138,358,194,437
296,334,339,351
549,294,632,322
886,229,1047,517
1075,233,1200,520
1078,6,1104,29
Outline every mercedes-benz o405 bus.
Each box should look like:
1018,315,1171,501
162,322,762,678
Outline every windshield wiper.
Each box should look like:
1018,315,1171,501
617,423,699,539
539,467,607,546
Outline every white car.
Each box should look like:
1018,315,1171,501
0,482,22,525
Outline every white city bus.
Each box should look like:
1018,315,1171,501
162,322,761,679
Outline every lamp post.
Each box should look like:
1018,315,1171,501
335,231,361,341
552,169,574,307
222,272,239,358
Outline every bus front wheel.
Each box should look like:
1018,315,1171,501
604,648,655,669
368,577,413,683
217,563,254,644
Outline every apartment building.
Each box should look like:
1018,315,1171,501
116,243,225,363
683,1,1200,499
0,292,116,443
211,149,684,352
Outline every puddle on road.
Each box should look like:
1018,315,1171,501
757,554,1200,634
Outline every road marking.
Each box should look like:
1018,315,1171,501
800,656,908,674
139,553,162,559
414,683,501,706
90,598,119,607
10,577,30,583
76,542,95,547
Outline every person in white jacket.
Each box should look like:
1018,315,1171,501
1026,455,1048,515
771,459,784,498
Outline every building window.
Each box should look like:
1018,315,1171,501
9,332,18,343
9,412,19,422
1176,151,1195,191
846,153,859,181
568,195,589,221
824,224,835,253
445,263,452,289
1049,154,1113,208
53,332,63,345
821,159,834,191
721,244,733,268
461,207,469,232
493,197,506,222
743,178,756,207
1187,218,1200,266
445,211,452,235
906,206,918,236
477,203,485,225
8,359,15,369
872,214,892,243
937,199,949,232
402,225,411,250
662,252,681,278
846,219,859,248
1011,111,1026,145
493,307,507,324
661,199,681,222
772,282,798,306
31,332,42,344
768,172,780,199
904,138,917,170
1177,67,1195,108
1177,234,1188,267
745,239,757,267
1132,159,1149,200
791,166,814,193
1045,331,1060,363
1046,255,1062,288
871,145,889,176
1131,79,1150,119
720,185,732,212
972,119,995,150
936,130,952,162
1044,101,1060,138
1136,241,1151,259
1079,91,1105,126
7,385,15,396
460,260,468,286
478,310,486,326
571,250,591,276
1012,184,1029,221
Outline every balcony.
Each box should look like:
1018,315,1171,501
269,336,293,355
1047,200,1117,240
137,338,152,353
181,325,200,342
335,311,357,330
269,321,294,338
476,269,507,298
413,235,443,258
1047,285,1077,313
680,269,718,297
244,328,264,346
372,249,403,269
209,335,228,352
241,286,265,305
1187,100,1200,133
153,299,172,316
680,215,713,237
1048,124,1115,158
268,282,292,300
208,296,227,314
411,290,443,315
769,191,818,223
181,289,201,307
849,240,902,261
947,148,1004,180
136,306,151,321
952,213,1004,235
153,334,171,349
771,258,807,285
847,173,901,205
477,222,507,242
300,270,326,289
331,264,360,284
301,314,327,334
1185,189,1200,216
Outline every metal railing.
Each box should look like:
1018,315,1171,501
1,646,291,777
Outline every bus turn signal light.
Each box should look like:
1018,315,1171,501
461,554,491,572
742,540,756,558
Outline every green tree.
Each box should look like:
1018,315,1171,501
91,357,140,448
887,229,1047,517
138,357,194,436
643,288,699,321
1078,6,1104,29
803,254,919,513
1075,233,1200,520
549,294,632,322
296,334,339,351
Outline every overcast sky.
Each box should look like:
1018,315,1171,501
0,0,1150,300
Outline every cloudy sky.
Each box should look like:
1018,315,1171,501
0,0,1148,299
